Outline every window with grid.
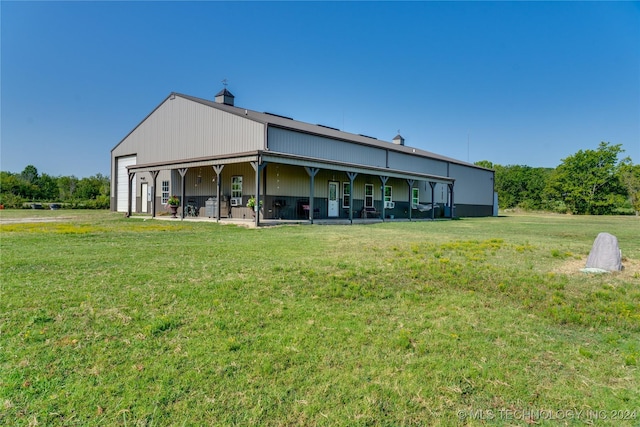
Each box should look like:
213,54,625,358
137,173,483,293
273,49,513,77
412,188,419,207
161,181,169,204
231,176,243,198
384,186,392,203
342,182,350,208
365,184,374,208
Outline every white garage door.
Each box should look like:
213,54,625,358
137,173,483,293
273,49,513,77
116,155,137,212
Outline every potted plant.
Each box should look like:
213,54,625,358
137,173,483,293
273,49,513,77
167,195,180,218
246,196,263,217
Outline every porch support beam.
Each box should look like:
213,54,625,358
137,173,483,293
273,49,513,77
178,168,188,220
127,171,135,218
347,172,358,224
251,160,268,227
212,165,224,221
305,167,320,224
150,170,159,218
406,179,414,221
379,175,389,221
430,181,437,220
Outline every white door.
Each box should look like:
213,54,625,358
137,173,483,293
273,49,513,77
328,182,339,217
116,155,136,212
141,183,148,213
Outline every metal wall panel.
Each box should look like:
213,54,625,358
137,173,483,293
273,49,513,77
388,151,448,176
113,96,264,164
268,128,387,168
449,163,494,205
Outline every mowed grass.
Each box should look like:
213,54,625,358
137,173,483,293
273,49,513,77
1,211,639,426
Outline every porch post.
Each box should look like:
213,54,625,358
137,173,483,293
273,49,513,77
430,181,437,220
304,167,320,224
251,160,267,227
212,165,224,221
379,176,389,221
406,179,414,221
347,172,358,224
150,170,159,218
178,168,188,220
127,171,135,218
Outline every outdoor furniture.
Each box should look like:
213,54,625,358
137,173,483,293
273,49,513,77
361,207,380,218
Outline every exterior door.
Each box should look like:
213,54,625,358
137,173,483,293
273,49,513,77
116,155,136,212
141,182,148,213
328,182,339,217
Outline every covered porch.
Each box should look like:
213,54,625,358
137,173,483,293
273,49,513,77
125,151,457,227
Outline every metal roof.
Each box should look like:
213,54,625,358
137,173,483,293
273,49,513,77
173,92,489,171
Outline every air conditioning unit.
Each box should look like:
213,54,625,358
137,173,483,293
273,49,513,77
384,201,395,209
230,197,242,206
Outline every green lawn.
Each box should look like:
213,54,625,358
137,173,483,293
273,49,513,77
1,211,639,426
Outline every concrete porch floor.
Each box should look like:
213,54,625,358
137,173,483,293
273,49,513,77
133,214,443,227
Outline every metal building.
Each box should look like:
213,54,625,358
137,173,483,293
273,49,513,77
110,89,495,225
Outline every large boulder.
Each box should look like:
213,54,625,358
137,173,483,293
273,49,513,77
585,232,622,272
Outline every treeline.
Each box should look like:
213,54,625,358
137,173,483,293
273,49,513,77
0,165,110,209
2,142,639,215
476,142,640,215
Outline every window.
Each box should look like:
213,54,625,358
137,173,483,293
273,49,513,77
412,188,419,207
384,186,393,203
161,180,169,204
231,176,243,198
342,182,351,208
365,184,374,208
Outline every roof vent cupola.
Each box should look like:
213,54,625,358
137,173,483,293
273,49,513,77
392,133,405,146
215,88,235,106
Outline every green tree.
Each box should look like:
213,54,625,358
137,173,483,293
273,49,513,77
57,175,79,201
20,164,39,184
75,174,110,201
545,142,627,215
37,173,60,201
479,163,551,210
474,160,494,169
619,162,640,216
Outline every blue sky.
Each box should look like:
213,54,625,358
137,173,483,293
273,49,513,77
2,1,639,178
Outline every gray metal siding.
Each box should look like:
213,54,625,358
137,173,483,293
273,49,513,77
268,128,387,168
113,96,264,164
387,151,448,176
449,163,494,206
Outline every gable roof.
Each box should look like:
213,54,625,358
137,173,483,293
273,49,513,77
113,91,491,172
173,92,486,170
